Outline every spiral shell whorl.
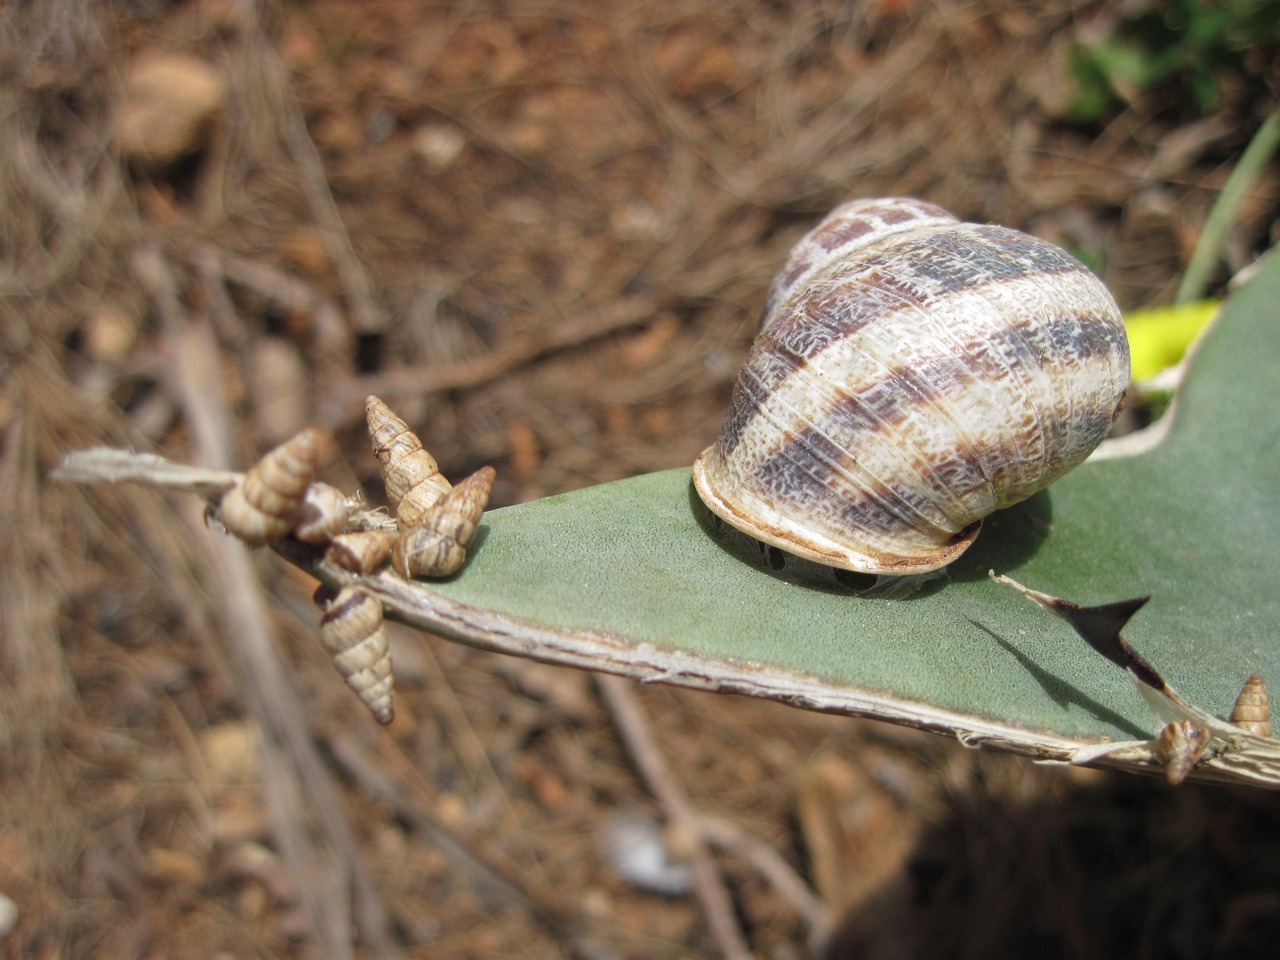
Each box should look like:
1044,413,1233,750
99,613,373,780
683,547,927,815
392,465,495,579
220,427,327,545
1230,674,1271,738
694,198,1131,574
320,586,394,724
365,395,452,529
761,197,958,333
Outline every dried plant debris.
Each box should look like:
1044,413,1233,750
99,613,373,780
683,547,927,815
992,572,1279,786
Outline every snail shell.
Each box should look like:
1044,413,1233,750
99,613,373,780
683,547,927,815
1157,719,1212,786
694,197,1131,575
295,482,351,544
365,395,452,531
319,585,394,724
327,529,397,574
392,465,495,579
1230,673,1271,738
220,427,328,545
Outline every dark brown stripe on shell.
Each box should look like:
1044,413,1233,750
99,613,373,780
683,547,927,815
321,590,371,628
814,215,876,252
759,199,957,329
748,225,1093,401
752,404,1117,542
716,306,1125,462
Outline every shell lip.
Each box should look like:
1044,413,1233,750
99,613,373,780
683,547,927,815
692,447,981,576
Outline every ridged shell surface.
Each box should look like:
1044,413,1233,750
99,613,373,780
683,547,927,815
693,198,1131,574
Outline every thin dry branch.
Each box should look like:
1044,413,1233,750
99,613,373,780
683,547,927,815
337,294,656,411
596,673,753,960
240,9,386,335
326,730,621,960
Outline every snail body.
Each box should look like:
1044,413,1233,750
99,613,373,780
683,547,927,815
694,197,1131,575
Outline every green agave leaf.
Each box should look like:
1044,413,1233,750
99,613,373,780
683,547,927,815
289,251,1280,784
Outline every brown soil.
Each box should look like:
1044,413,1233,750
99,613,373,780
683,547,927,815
3,2,1279,958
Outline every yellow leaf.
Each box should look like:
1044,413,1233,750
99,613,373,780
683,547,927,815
1124,300,1219,382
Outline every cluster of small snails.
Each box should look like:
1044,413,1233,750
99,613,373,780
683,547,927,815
694,197,1132,579
216,396,495,724
1157,674,1271,784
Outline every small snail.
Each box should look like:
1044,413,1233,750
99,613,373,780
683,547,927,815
319,585,394,724
392,465,495,579
295,482,351,544
1230,674,1272,738
327,529,398,574
366,395,452,531
220,427,329,545
694,197,1131,575
1157,719,1212,785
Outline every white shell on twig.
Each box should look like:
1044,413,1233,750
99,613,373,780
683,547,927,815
365,395,452,531
1230,674,1271,738
294,482,350,544
319,585,394,724
694,197,1131,575
326,530,397,574
220,427,329,545
392,466,495,579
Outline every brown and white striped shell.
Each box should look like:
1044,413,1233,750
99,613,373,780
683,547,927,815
693,197,1131,575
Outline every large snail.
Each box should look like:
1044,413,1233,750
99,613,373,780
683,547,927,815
693,197,1131,575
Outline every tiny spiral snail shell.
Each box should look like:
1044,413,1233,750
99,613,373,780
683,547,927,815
220,427,329,545
366,395,452,531
1230,674,1272,738
319,585,394,724
327,529,398,574
392,465,495,579
294,482,351,544
694,197,1131,575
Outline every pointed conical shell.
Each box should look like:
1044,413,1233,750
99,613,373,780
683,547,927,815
365,396,451,526
220,427,328,545
1230,674,1271,738
320,585,394,724
693,197,1131,575
392,466,495,579
326,529,397,574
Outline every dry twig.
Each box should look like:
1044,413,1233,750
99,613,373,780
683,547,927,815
595,673,753,960
133,245,399,958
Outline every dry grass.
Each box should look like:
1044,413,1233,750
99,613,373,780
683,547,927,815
2,0,1279,957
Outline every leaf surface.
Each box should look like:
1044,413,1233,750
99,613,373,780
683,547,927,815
295,251,1280,780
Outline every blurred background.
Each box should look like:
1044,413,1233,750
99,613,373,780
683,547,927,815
3,1,1280,957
